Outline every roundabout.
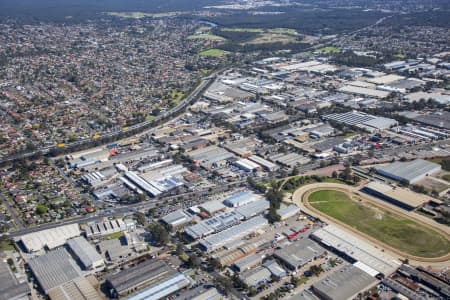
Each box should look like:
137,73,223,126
289,182,450,265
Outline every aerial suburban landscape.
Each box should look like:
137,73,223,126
0,0,450,300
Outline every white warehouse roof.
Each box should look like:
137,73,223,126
20,224,80,252
66,236,104,270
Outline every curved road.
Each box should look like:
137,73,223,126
287,182,450,266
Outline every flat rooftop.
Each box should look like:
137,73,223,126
312,265,377,300
107,259,175,294
374,159,441,183
362,181,438,208
0,259,30,300
312,225,398,275
28,248,83,292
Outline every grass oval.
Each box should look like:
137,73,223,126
308,190,450,258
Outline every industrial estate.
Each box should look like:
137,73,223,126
0,1,450,300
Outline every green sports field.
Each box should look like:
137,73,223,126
308,190,450,258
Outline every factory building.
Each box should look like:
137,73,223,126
277,204,301,220
47,277,102,300
161,209,193,228
374,159,441,184
199,216,268,252
323,111,397,131
27,248,83,293
311,225,398,276
123,273,190,300
83,219,135,238
312,265,378,300
199,200,226,215
247,155,279,172
106,259,177,297
235,159,261,172
20,224,80,253
239,266,272,287
0,258,30,300
66,236,105,272
234,253,263,272
223,191,262,207
274,239,326,271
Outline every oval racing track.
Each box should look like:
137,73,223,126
289,182,450,265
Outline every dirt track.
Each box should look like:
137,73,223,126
288,182,450,267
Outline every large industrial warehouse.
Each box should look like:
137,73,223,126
374,159,441,184
106,259,182,298
312,265,378,300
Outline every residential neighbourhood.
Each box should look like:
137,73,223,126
1,0,450,300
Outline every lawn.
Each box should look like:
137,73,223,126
187,34,225,41
199,49,229,57
168,90,185,106
104,231,124,240
314,46,341,54
308,190,450,258
221,27,264,33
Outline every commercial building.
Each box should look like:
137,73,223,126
311,225,398,276
234,253,263,272
123,273,190,300
323,111,397,131
47,277,102,300
66,236,105,271
239,266,272,287
28,248,83,293
199,216,268,252
361,181,436,211
187,146,235,170
216,244,258,267
106,259,176,297
263,260,287,278
277,204,301,220
20,224,80,253
274,239,326,271
312,265,378,300
374,159,441,184
338,85,390,99
235,159,261,172
161,210,193,227
248,155,279,172
185,210,242,240
235,199,270,220
223,191,262,207
83,218,135,238
0,258,30,300
199,200,226,215
191,287,223,300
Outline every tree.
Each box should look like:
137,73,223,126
35,204,48,215
135,212,146,226
176,242,184,256
331,170,338,178
147,224,169,246
341,163,352,182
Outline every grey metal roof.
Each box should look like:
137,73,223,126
235,199,270,219
0,259,30,300
274,239,326,270
107,259,175,294
66,236,103,270
312,265,377,300
28,248,82,292
161,209,192,226
375,159,441,183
